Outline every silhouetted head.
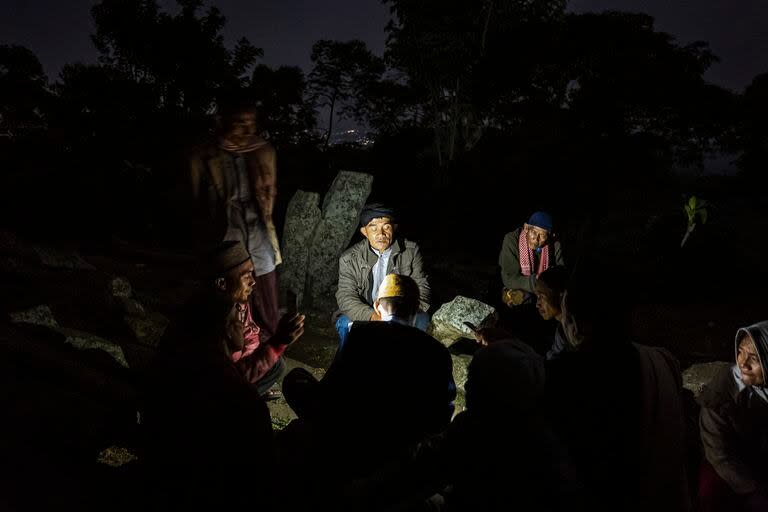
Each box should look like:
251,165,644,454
560,262,630,350
466,339,545,415
535,265,569,321
373,274,421,324
360,203,397,252
216,89,259,146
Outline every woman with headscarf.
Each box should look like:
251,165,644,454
698,321,768,511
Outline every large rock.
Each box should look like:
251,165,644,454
451,353,472,395
10,304,129,368
428,296,498,347
104,276,168,348
682,361,731,399
306,171,373,311
123,312,169,348
9,304,59,328
280,190,322,307
33,245,95,270
58,327,130,368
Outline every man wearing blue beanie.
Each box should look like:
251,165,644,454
499,211,564,308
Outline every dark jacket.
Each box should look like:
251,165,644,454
499,227,564,293
144,298,277,508
546,342,690,510
698,321,768,496
278,321,455,509
335,238,430,321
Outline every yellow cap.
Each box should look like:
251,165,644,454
377,273,420,302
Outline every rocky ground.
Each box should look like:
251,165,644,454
0,228,752,510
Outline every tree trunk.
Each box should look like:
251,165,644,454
324,91,337,148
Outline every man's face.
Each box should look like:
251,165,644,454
222,111,257,146
535,281,561,321
524,223,550,251
222,259,256,304
737,334,765,387
360,217,395,252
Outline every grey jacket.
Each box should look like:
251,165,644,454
499,227,564,293
336,238,430,322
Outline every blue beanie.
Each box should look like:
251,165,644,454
527,211,553,232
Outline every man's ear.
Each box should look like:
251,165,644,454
523,223,530,231
360,226,367,237
373,299,382,315
215,277,227,292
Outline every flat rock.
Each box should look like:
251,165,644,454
9,304,60,328
124,311,169,348
428,296,498,347
59,328,129,368
683,361,731,398
33,245,95,270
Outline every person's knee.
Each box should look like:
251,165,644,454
335,314,351,332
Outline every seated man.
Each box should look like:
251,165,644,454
499,211,564,308
533,265,569,359
157,241,304,399
698,321,768,511
547,268,690,510
144,240,304,508
280,274,455,509
334,203,430,347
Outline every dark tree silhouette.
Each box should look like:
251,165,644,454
250,64,316,145
307,39,384,146
737,72,768,180
0,45,50,140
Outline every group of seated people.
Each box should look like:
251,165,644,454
142,205,768,511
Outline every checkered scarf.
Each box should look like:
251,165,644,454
518,228,550,276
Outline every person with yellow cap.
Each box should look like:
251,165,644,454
279,274,455,509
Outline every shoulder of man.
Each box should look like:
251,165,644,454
339,238,368,262
349,321,445,351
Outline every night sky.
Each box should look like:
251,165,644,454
1,0,767,92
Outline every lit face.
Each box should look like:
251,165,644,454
524,223,550,251
220,259,256,304
535,280,561,321
737,334,765,387
222,111,257,146
360,217,395,252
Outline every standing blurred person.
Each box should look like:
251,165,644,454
189,89,282,338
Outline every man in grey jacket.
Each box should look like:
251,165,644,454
334,204,430,348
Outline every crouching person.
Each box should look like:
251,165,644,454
698,321,768,511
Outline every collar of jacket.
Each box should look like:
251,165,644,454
364,238,404,267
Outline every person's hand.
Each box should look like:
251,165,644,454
270,313,305,346
474,327,513,346
501,288,525,307
370,310,382,321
